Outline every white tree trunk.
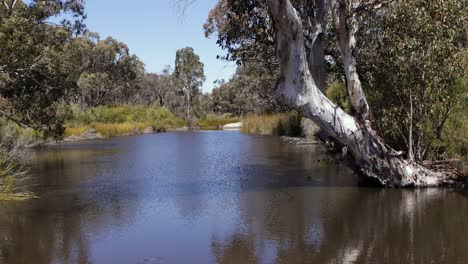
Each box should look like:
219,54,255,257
330,0,370,120
266,0,449,187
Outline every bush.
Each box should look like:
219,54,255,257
65,104,185,137
0,119,34,200
326,80,350,112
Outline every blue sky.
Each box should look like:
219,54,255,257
84,0,236,92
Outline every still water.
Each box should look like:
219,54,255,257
0,131,467,264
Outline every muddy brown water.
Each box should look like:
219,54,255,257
0,131,466,264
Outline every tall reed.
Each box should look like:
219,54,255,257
241,111,302,137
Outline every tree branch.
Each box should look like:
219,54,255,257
330,0,371,121
0,109,38,130
351,0,392,14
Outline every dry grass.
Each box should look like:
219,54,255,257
241,111,302,137
0,120,36,200
197,114,240,129
94,123,142,137
65,104,186,138
64,126,90,137
0,156,35,201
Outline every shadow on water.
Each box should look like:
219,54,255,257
0,132,466,264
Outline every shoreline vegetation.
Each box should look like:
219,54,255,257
241,112,302,137
241,112,467,186
63,104,241,141
0,121,36,200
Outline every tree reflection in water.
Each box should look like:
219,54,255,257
210,188,468,263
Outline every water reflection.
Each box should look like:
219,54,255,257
0,132,466,264
212,188,468,264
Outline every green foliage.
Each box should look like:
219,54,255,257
326,80,350,112
69,33,144,107
0,2,146,139
241,111,302,137
173,47,206,120
0,119,34,200
66,104,185,137
357,0,467,160
211,62,287,115
69,104,183,125
0,0,85,139
134,68,180,108
438,78,468,163
204,0,276,69
0,155,31,201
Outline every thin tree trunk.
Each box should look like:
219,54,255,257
186,90,192,121
409,89,414,161
266,0,450,187
330,0,371,120
307,0,328,93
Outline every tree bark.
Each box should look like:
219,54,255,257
330,0,371,121
307,0,328,93
266,0,450,187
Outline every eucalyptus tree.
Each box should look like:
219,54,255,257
202,0,467,186
211,62,287,115
134,67,183,109
68,33,144,107
0,0,85,138
204,0,333,92
173,47,206,121
263,0,466,186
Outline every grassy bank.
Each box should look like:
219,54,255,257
241,111,302,137
196,114,240,130
0,157,33,201
0,120,35,200
65,104,185,138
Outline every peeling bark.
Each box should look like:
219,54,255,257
267,0,451,187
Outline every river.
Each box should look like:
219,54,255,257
0,131,466,264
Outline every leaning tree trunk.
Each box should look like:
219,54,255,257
266,0,450,187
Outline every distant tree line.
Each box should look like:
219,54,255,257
0,0,286,139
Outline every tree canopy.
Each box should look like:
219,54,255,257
0,0,85,138
173,47,205,121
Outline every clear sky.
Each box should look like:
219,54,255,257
84,0,236,92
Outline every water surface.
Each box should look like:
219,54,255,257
0,131,466,264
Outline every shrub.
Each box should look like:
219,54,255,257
326,80,350,112
0,119,34,200
65,104,185,137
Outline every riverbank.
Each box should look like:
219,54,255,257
240,112,467,187
63,106,240,141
